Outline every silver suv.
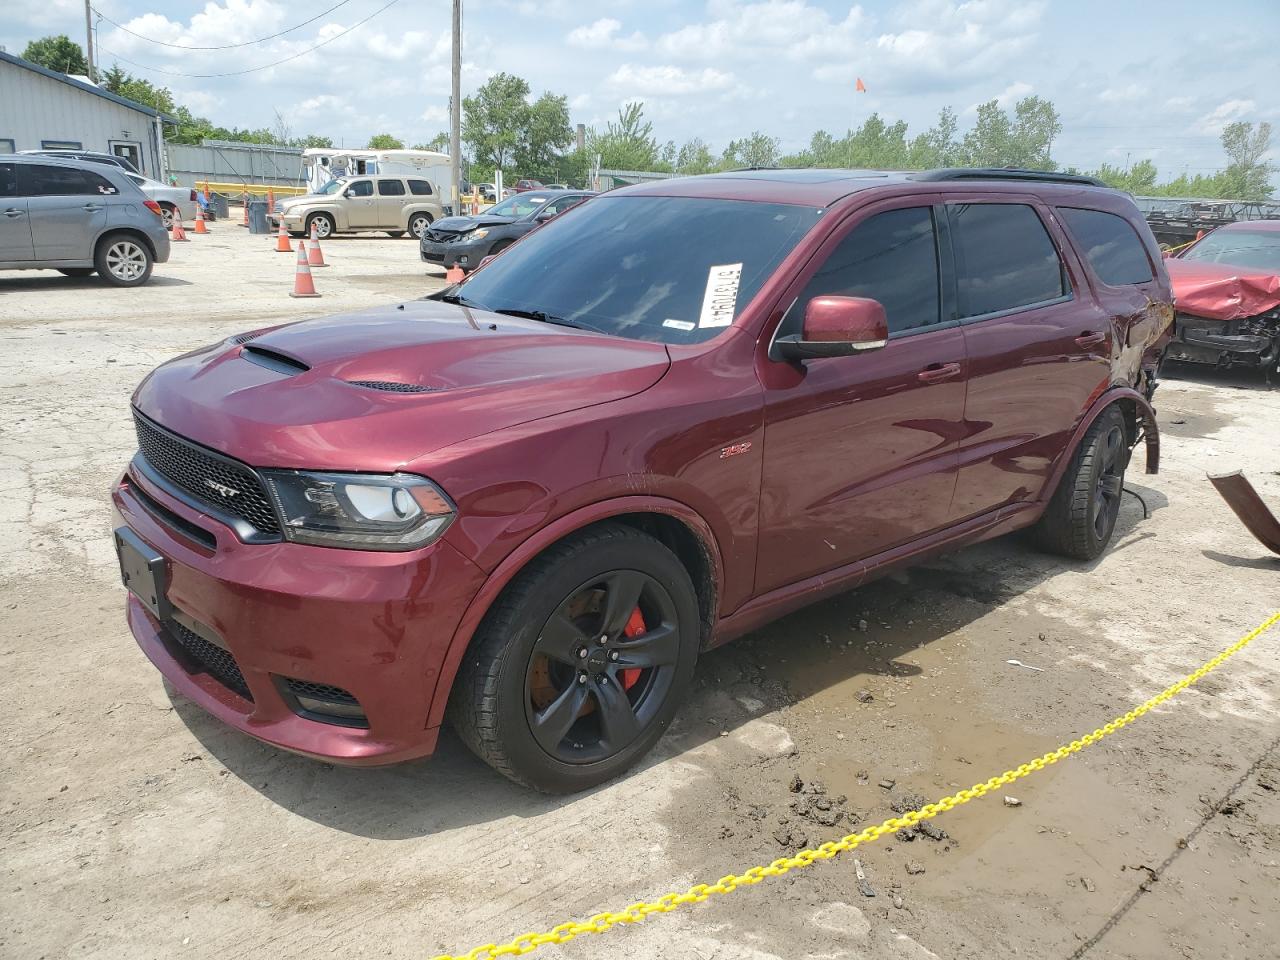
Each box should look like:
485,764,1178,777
1,156,171,287
269,175,445,240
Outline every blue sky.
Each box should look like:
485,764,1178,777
2,0,1276,179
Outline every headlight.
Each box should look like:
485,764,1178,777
261,471,455,551
469,228,489,239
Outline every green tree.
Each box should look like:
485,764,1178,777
298,134,334,149
22,35,87,75
908,107,960,168
415,132,451,153
676,137,716,174
959,96,1060,170
1219,121,1274,200
588,102,661,170
516,93,573,181
721,131,781,169
463,72,532,173
845,114,909,168
101,65,176,113
368,133,404,150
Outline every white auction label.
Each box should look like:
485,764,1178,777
698,263,743,328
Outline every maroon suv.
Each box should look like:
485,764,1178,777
113,168,1172,792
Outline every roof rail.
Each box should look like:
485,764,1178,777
912,167,1107,188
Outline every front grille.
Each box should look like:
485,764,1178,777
133,411,281,537
285,678,359,705
423,229,460,243
169,620,254,702
346,380,440,393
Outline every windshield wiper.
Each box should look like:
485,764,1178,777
491,308,609,335
438,292,489,311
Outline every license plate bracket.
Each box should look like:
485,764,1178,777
114,526,172,621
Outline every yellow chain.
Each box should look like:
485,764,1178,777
432,610,1280,960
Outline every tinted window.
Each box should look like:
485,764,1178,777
950,203,1065,318
0,162,16,197
377,179,406,196
1181,229,1280,271
455,195,821,344
25,164,118,197
1058,207,1153,285
543,195,586,216
346,179,373,197
787,206,940,336
407,179,433,196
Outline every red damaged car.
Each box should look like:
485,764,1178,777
113,168,1172,792
1164,220,1280,377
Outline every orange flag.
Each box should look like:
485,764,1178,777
855,77,867,93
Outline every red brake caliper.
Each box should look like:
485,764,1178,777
621,607,645,690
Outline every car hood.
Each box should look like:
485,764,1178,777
1166,257,1280,321
132,300,671,472
428,214,516,234
280,193,331,208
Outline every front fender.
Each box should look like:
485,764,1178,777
1038,386,1159,507
424,495,724,731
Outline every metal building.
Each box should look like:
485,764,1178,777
0,51,168,179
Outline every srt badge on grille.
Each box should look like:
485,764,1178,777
204,479,240,498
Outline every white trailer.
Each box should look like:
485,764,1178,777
302,148,452,199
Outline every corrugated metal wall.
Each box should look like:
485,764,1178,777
165,142,305,189
0,60,163,177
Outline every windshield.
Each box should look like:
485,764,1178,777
455,195,822,344
316,179,346,195
1182,229,1280,271
484,194,549,218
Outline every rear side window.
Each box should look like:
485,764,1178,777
949,203,1065,318
0,162,16,197
24,164,118,197
791,206,940,335
407,179,433,196
1058,207,1153,286
346,180,373,197
377,179,406,196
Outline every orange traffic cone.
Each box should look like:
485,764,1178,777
307,221,328,267
290,241,320,298
444,264,465,284
267,188,275,211
240,192,249,227
275,219,292,252
194,207,209,234
170,216,189,242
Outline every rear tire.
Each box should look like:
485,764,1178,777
57,267,95,278
94,234,153,287
159,203,177,229
408,213,433,239
1033,406,1129,560
449,523,700,793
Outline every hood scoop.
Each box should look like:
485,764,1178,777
241,345,310,376
346,379,442,394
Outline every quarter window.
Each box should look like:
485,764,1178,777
1058,207,1153,286
790,206,941,335
25,164,118,197
0,162,16,197
345,179,373,197
377,179,406,196
407,179,433,196
949,203,1066,319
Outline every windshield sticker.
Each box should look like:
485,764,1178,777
698,263,743,328
663,318,696,331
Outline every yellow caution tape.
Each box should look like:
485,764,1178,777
432,610,1280,960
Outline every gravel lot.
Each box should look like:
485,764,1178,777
2,221,1278,960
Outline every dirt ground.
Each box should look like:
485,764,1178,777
2,221,1278,960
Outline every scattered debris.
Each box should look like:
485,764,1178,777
854,858,876,897
905,860,926,876
879,779,896,790
856,689,874,703
789,774,804,793
1080,877,1096,892
856,770,870,785
1003,796,1022,807
891,793,929,814
773,821,808,848
1005,659,1045,672
892,894,904,909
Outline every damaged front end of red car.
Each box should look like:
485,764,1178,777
1164,249,1280,376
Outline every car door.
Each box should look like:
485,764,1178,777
0,161,34,262
23,163,114,260
755,196,967,593
376,178,407,227
946,197,1114,520
343,178,378,228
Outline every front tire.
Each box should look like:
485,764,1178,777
306,213,335,239
1034,406,1129,560
94,234,153,287
449,523,700,793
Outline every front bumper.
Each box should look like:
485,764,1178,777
112,466,487,765
1167,312,1280,368
419,236,490,269
267,210,305,230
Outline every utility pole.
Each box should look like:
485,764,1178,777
449,0,461,215
83,0,95,81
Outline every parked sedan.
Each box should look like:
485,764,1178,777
127,173,199,228
513,179,545,193
420,190,594,273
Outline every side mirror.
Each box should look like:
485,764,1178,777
773,296,889,362
534,208,556,222
343,189,354,198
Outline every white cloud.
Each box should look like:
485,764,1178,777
567,18,646,51
607,64,735,96
1196,99,1256,134
420,104,448,124
1099,83,1147,104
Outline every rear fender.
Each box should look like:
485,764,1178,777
424,495,723,731
1038,387,1159,506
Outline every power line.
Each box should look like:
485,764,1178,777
92,0,354,50
98,0,399,78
